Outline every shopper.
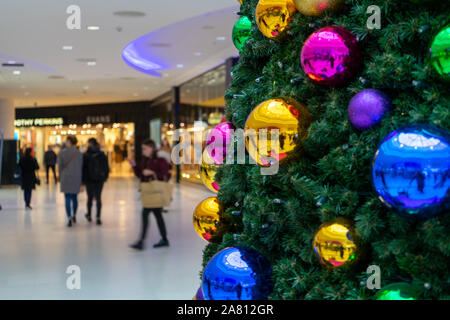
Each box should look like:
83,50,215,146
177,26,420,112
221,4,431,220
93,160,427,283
82,138,109,225
128,139,170,250
44,145,57,184
18,148,40,209
58,135,83,227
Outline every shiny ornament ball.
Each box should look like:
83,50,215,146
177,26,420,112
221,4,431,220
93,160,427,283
202,247,273,300
244,98,311,166
301,26,361,86
293,0,344,16
376,283,420,300
429,24,450,80
205,122,236,165
194,287,205,300
199,149,220,193
256,0,297,39
348,89,392,130
193,197,222,242
313,218,359,268
232,16,252,52
372,125,450,219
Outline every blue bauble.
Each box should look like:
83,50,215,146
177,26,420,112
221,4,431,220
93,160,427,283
202,247,272,300
372,125,450,219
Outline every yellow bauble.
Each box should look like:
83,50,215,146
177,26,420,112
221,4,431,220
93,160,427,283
193,197,221,243
293,0,344,16
244,98,311,166
256,0,297,39
199,149,220,193
313,218,359,268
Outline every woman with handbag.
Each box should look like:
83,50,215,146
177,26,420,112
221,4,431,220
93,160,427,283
18,148,40,209
57,135,83,227
128,139,171,251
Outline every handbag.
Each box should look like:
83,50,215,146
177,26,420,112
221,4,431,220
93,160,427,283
140,180,174,208
13,166,22,185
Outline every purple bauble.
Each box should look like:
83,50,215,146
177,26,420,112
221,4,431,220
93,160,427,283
195,287,204,300
348,89,392,130
205,122,236,165
301,26,361,86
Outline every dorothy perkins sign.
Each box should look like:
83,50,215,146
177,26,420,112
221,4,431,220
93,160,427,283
15,118,64,127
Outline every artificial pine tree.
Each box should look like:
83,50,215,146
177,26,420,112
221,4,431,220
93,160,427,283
200,0,449,300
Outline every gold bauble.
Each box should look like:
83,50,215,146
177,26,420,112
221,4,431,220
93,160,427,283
313,218,359,268
193,197,221,243
244,98,311,166
293,0,344,16
199,149,220,193
256,0,297,39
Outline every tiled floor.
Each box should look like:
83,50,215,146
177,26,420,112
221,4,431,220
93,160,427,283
0,178,213,299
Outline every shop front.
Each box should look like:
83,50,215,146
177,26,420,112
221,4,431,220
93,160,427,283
15,101,150,177
158,63,228,185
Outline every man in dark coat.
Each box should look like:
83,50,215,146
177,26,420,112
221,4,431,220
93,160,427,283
19,148,40,209
82,138,109,225
44,146,57,184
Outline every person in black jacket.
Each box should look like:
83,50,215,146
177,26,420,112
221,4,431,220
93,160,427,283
19,148,40,209
82,138,109,225
44,146,57,184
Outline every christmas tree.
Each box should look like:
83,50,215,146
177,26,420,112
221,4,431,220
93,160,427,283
197,0,449,300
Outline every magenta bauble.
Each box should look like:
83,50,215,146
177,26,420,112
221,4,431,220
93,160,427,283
301,26,361,86
205,122,236,165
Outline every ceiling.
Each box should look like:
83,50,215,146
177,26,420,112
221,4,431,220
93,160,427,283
0,0,239,108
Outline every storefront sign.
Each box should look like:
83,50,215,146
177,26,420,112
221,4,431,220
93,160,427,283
86,115,112,124
15,118,64,127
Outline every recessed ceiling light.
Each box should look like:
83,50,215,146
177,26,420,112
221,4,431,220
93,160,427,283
113,11,146,17
62,46,73,50
48,75,65,80
87,61,97,66
76,58,97,63
216,36,227,41
13,70,21,75
2,62,24,67
177,64,184,68
147,42,172,48
87,26,100,31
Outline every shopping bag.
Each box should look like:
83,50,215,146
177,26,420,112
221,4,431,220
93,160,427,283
140,180,173,208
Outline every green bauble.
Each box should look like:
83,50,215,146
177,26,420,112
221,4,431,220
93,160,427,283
429,24,450,80
232,16,252,52
376,283,420,300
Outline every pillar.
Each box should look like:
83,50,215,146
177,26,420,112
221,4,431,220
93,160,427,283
0,98,17,185
0,98,15,139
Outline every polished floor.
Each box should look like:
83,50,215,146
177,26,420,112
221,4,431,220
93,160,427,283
0,178,213,299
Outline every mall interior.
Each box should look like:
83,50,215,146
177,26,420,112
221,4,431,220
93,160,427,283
0,0,239,299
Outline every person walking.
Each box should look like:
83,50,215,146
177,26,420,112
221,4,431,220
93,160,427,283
58,135,83,228
82,138,109,225
128,139,170,250
18,148,40,209
44,145,57,184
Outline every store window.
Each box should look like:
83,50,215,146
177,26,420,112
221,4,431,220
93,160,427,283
16,123,135,177
176,63,227,185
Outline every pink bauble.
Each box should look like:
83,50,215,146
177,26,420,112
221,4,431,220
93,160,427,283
205,122,236,165
301,26,361,86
